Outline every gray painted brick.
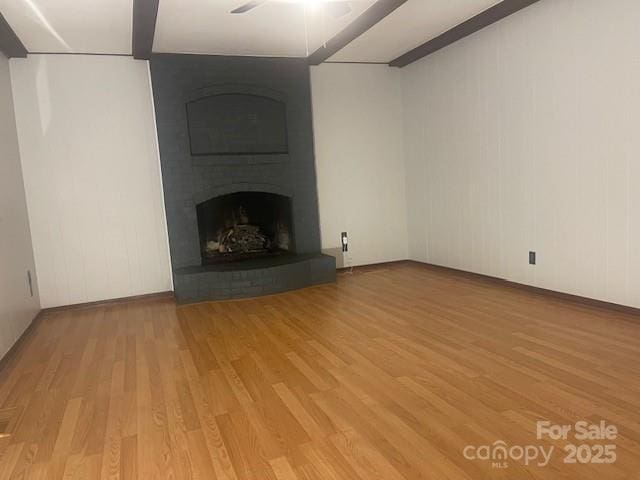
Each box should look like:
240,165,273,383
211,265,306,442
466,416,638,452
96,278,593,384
150,54,335,303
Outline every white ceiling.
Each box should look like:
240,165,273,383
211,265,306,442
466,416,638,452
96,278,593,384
0,0,133,54
330,0,501,63
154,0,375,57
0,0,504,62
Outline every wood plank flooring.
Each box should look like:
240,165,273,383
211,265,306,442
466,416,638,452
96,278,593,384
1,262,640,479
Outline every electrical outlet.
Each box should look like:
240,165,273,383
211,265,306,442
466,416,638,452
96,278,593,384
341,232,352,268
27,270,33,297
529,251,536,265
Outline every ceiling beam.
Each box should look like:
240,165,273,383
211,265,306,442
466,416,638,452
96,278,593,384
132,0,159,60
389,0,541,68
307,0,408,66
0,12,27,58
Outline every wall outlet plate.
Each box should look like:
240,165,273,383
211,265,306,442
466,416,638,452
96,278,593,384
529,251,536,265
27,270,33,297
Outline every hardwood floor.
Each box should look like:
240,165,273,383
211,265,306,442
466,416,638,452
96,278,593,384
1,262,640,479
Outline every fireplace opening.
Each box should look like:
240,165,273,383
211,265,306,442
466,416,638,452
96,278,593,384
196,192,294,265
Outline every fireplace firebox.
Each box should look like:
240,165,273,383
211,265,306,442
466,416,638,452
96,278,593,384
196,192,294,265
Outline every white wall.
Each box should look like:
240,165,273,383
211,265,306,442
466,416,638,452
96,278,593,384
0,53,40,359
402,0,640,308
311,64,408,267
11,55,172,309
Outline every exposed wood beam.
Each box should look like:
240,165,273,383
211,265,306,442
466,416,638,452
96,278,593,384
132,0,159,60
307,0,408,66
0,12,27,58
389,0,541,68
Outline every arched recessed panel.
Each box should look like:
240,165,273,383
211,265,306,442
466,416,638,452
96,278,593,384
187,94,288,155
196,192,294,265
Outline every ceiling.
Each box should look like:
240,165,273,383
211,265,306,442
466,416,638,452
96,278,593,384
0,0,133,54
0,0,504,62
330,0,500,62
154,0,375,57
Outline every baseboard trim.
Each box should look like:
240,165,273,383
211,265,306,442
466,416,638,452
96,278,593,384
406,260,640,318
0,310,43,379
337,259,414,273
41,291,175,314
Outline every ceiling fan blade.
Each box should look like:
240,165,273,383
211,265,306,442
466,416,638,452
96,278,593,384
231,0,267,14
324,1,352,19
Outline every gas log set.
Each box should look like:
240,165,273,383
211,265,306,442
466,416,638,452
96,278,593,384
206,223,268,255
197,192,294,265
201,205,292,263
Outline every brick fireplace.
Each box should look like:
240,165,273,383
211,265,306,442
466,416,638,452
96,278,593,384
150,54,335,303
